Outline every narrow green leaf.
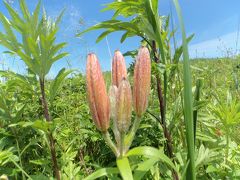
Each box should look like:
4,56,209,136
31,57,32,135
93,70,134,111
0,32,14,50
76,20,140,38
51,52,69,63
117,157,133,180
126,146,178,172
123,50,138,58
49,42,67,58
56,9,66,25
172,0,196,179
173,34,194,63
32,0,41,28
145,0,157,32
151,0,159,14
29,174,48,180
4,1,24,30
181,160,190,179
133,158,158,180
96,30,112,43
8,120,51,132
19,0,30,21
193,79,202,142
83,167,119,180
0,12,18,47
120,31,129,43
49,68,73,103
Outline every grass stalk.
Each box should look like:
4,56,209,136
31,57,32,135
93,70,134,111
193,79,202,143
16,139,25,180
173,0,196,179
225,132,230,165
10,158,32,180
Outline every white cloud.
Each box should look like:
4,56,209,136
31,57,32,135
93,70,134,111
188,31,240,58
63,5,82,33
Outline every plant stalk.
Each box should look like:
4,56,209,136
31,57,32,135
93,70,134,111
112,118,121,149
124,116,141,154
16,139,25,180
120,132,125,158
152,40,179,180
11,128,26,180
40,79,61,180
102,131,119,157
225,132,230,165
152,41,174,158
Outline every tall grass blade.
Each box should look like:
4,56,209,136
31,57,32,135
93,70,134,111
172,0,196,179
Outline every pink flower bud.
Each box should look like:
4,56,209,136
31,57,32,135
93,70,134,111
109,85,118,120
109,85,120,145
133,47,151,117
86,53,110,132
112,50,127,87
116,78,132,133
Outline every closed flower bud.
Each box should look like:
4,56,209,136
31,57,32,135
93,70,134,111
109,85,118,120
86,53,110,132
133,46,151,117
116,78,132,133
112,50,127,87
109,85,120,145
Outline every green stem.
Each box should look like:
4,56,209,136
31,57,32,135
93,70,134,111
177,68,186,148
124,116,141,153
225,133,230,165
10,158,32,180
102,131,119,157
16,139,25,180
120,132,125,158
11,127,25,180
112,118,120,148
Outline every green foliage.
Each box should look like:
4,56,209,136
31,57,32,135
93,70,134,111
49,68,74,104
0,0,239,179
210,92,240,128
0,0,68,79
83,146,178,180
0,57,240,179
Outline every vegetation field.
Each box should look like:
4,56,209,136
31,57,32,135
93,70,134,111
0,0,240,180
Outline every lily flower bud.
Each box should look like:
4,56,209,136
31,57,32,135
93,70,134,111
116,78,132,133
109,85,120,145
86,53,110,132
109,85,118,120
112,50,127,87
133,46,151,117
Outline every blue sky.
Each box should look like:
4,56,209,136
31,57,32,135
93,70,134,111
0,0,240,77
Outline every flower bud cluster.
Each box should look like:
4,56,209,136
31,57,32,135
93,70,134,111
86,47,151,156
